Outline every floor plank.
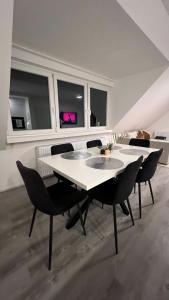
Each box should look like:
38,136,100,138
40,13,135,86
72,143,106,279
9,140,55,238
0,165,169,299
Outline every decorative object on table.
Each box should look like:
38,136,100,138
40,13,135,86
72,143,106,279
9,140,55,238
107,142,113,151
100,142,113,155
104,149,111,156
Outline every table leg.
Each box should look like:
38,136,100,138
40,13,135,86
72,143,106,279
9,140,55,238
65,199,89,229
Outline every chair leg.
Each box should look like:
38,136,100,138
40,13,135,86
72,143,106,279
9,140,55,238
83,199,91,227
29,208,37,237
113,203,118,254
134,183,136,193
77,203,86,236
126,198,134,226
138,182,142,219
148,180,155,204
101,202,104,209
48,215,53,271
67,209,71,218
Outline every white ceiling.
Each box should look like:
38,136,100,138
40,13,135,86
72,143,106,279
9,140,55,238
12,0,168,79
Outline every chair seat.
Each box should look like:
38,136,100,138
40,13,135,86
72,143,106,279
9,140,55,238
89,178,117,205
47,183,87,215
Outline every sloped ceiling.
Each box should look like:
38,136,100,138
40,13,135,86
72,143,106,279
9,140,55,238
117,0,169,61
162,0,169,15
113,0,169,132
12,0,167,79
113,67,169,132
112,65,167,127
149,109,169,131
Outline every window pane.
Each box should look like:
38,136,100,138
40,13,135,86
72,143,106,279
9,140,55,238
9,69,52,130
90,88,107,127
57,80,85,128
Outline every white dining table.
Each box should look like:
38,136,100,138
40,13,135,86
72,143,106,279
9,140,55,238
38,143,159,191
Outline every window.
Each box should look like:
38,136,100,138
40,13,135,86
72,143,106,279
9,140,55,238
8,60,109,143
90,87,107,127
55,76,86,130
9,66,55,133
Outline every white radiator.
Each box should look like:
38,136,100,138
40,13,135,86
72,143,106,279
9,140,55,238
35,144,54,177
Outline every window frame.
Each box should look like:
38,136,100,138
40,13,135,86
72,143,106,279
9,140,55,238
88,82,108,130
8,61,56,137
7,60,111,143
53,73,88,133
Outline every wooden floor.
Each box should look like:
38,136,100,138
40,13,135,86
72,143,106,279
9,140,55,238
1,165,169,299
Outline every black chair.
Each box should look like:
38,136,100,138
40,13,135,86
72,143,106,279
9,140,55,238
129,138,150,148
155,136,166,140
135,149,163,218
87,139,102,148
16,161,87,270
51,143,74,185
88,156,143,254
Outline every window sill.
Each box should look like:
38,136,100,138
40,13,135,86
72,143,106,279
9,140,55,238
7,129,112,144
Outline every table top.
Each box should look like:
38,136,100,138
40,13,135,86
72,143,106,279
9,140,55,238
39,143,159,191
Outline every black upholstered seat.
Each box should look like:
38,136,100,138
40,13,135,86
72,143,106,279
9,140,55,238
16,160,87,270
87,139,102,148
88,156,143,254
51,143,74,185
135,148,163,218
129,138,150,148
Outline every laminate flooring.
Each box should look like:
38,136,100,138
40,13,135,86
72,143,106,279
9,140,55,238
0,165,169,300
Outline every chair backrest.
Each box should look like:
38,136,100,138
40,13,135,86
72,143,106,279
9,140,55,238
155,136,166,140
129,138,150,148
51,143,74,155
114,156,143,204
16,161,57,215
136,148,163,182
87,139,102,148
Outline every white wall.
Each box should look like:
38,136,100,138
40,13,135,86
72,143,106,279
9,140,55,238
113,66,169,132
148,109,169,131
0,0,14,149
111,66,166,127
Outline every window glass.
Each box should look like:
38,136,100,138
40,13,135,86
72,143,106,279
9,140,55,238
57,80,85,128
9,69,52,130
90,88,107,127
